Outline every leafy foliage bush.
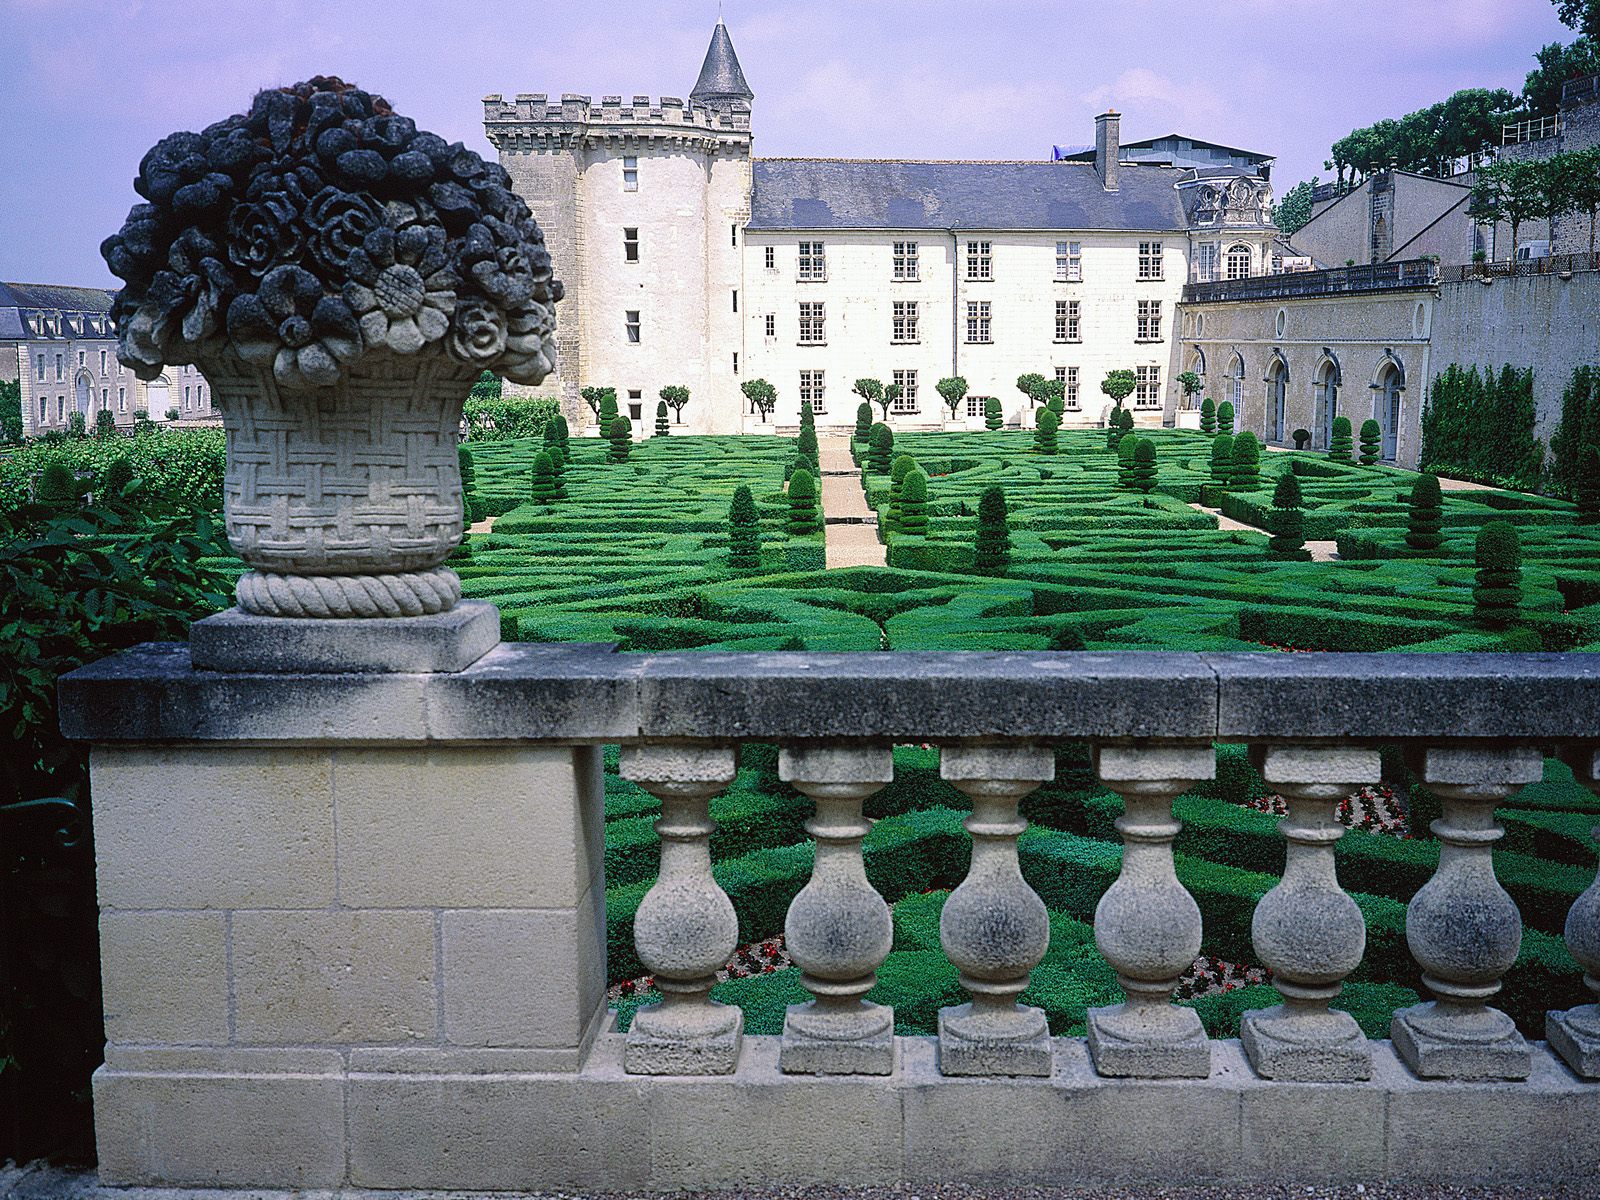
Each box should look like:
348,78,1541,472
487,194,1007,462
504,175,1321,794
1406,474,1445,551
984,396,1003,431
1551,365,1599,499
464,393,559,441
1216,400,1235,437
853,378,886,422
1229,432,1261,491
786,467,821,535
1128,438,1156,493
0,378,21,443
93,409,117,438
1034,406,1060,455
1200,397,1217,436
1267,472,1306,557
1359,419,1382,465
797,424,820,474
1578,445,1600,525
867,422,894,474
458,444,484,524
543,414,570,470
598,391,619,439
898,467,929,536
528,450,560,505
1420,363,1543,490
1209,434,1234,488
887,455,916,533
854,402,873,440
1329,416,1354,464
974,485,1010,574
1293,428,1311,450
655,400,670,437
1116,435,1137,488
727,484,761,571
607,413,632,462
1473,519,1522,628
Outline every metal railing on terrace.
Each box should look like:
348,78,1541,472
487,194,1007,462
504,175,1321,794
1563,73,1599,109
1503,114,1561,145
1182,258,1439,304
1441,251,1600,282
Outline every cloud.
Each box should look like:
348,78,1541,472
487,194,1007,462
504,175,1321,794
1081,68,1226,126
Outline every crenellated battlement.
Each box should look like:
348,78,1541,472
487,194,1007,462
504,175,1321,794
483,91,752,150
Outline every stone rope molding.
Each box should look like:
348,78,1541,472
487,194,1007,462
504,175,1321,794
234,566,461,618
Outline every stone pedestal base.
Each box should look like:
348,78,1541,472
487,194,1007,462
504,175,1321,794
936,1002,1052,1076
190,600,501,674
780,1001,894,1075
1240,1004,1372,1081
1391,1001,1531,1080
1546,1005,1600,1078
1086,1003,1211,1078
625,1002,743,1076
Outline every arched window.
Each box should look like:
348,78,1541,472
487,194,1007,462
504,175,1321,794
1314,356,1341,450
1265,355,1288,443
1227,352,1245,413
1225,244,1252,280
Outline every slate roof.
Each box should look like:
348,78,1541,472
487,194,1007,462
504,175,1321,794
690,20,753,105
0,281,116,341
1056,133,1274,165
747,159,1188,232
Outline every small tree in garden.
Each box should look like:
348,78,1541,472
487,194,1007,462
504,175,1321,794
797,424,820,473
1268,472,1306,557
936,376,969,421
655,401,670,436
853,378,887,421
1129,438,1157,493
898,467,929,537
974,485,1010,575
1117,435,1138,488
528,450,559,505
854,402,873,440
580,385,610,430
607,413,632,461
597,390,619,438
1577,446,1600,524
1292,428,1311,450
1328,416,1354,464
867,422,894,474
787,467,821,535
68,411,87,437
1406,473,1445,551
1017,373,1050,410
1216,400,1235,437
741,378,777,423
984,396,1003,431
1042,378,1067,415
1177,371,1202,411
1209,433,1235,488
659,384,690,425
882,382,903,419
887,454,917,532
1034,406,1060,455
1359,418,1382,465
102,455,135,498
1473,520,1522,629
543,414,569,469
728,485,761,571
458,444,479,527
1230,432,1262,491
36,462,80,505
1200,397,1217,436
799,400,816,430
94,409,117,438
1100,369,1136,409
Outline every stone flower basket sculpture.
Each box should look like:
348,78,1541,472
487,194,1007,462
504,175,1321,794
103,76,561,618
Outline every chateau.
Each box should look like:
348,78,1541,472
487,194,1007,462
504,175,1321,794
485,20,1281,435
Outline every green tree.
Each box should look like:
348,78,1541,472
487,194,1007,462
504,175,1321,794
867,422,894,474
0,378,21,443
580,385,613,431
984,396,1003,431
102,455,135,499
797,424,820,474
528,450,559,505
1176,370,1203,409
1129,437,1157,493
882,382,903,417
887,454,916,532
1216,400,1235,437
1274,179,1317,234
974,485,1010,575
853,378,887,421
607,413,632,462
1576,445,1600,524
1268,472,1306,557
1555,0,1600,44
1042,379,1066,415
1230,431,1262,491
936,376,969,420
94,409,117,438
898,467,929,537
727,485,761,571
741,378,777,423
1565,146,1600,254
1034,406,1060,455
799,400,816,430
1200,397,1217,436
659,384,690,424
1017,373,1050,410
1328,416,1354,464
1551,366,1599,496
1359,419,1383,465
1406,473,1445,551
787,467,821,535
1116,435,1138,488
543,414,570,471
1525,38,1600,116
1100,369,1136,408
655,400,670,437
1469,158,1544,261
1473,520,1522,629
597,390,619,438
36,462,80,506
68,411,87,438
854,402,873,440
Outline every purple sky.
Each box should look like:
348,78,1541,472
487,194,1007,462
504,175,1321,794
0,0,1571,288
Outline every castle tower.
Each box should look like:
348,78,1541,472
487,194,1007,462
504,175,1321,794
484,22,754,433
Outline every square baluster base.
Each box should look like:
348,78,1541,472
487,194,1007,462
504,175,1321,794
1086,1003,1211,1079
1391,1001,1531,1081
1547,1006,1600,1079
936,1003,1052,1077
779,1002,895,1075
624,1005,743,1076
1241,1004,1372,1082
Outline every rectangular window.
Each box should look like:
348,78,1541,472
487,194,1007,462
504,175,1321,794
100,349,107,374
798,241,825,281
628,390,642,422
57,396,63,420
800,369,826,413
893,240,919,280
965,394,986,418
1135,365,1161,407
1137,300,1162,341
118,386,126,412
101,388,108,409
56,354,63,380
1138,241,1164,280
965,240,992,281
965,300,991,343
1055,299,1081,342
184,385,191,408
798,301,825,344
36,354,44,380
732,290,738,313
623,227,639,261
1063,366,1080,409
764,313,776,338
39,398,46,421
892,300,918,343
731,224,738,247
622,156,638,191
733,351,739,374
78,350,85,368
625,310,641,343
891,369,918,413
764,245,775,270
1063,241,1082,282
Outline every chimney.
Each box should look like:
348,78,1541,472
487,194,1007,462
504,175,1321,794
1095,110,1120,192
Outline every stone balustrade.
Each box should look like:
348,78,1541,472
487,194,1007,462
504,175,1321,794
61,628,1600,1193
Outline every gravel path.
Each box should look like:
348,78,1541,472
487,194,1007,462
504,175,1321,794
820,436,886,569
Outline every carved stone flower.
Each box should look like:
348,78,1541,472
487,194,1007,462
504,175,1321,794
497,299,556,383
343,226,457,355
157,228,235,345
118,300,174,381
448,297,508,366
226,264,362,388
226,165,321,276
307,187,386,275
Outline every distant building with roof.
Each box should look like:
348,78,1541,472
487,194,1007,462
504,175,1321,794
1,281,216,437
484,21,1280,433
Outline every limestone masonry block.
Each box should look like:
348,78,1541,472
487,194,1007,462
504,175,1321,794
231,909,436,1044
91,745,334,910
335,745,601,909
98,910,228,1045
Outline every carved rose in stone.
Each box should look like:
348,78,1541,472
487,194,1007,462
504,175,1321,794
448,297,508,365
498,299,556,383
226,264,362,388
307,187,387,275
226,165,321,276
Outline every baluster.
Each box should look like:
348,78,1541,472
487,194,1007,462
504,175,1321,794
620,744,742,1075
1392,746,1541,1080
778,744,896,1074
936,744,1055,1076
1088,745,1215,1078
1241,746,1378,1081
1549,747,1600,1078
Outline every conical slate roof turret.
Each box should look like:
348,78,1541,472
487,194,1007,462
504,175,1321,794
690,19,753,107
